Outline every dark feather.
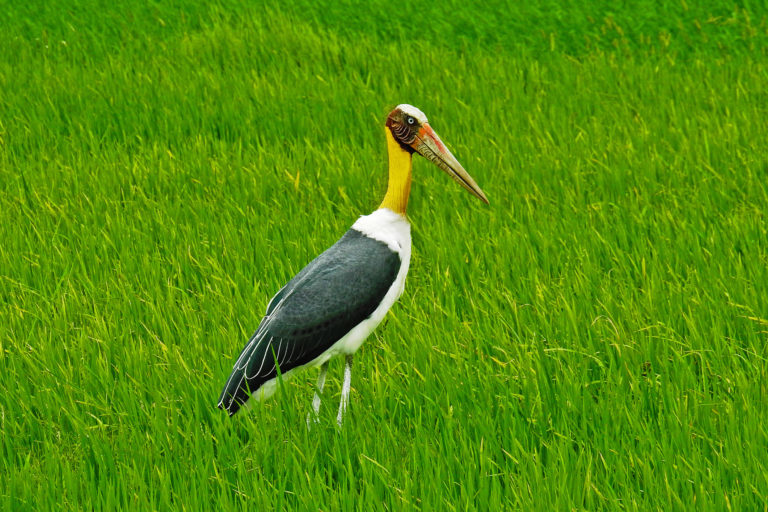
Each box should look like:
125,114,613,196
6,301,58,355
218,228,401,415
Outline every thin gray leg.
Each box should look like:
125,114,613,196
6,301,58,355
306,361,329,427
336,355,354,427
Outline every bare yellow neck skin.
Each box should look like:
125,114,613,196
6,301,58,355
379,128,413,215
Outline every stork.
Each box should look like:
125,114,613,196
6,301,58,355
217,104,488,425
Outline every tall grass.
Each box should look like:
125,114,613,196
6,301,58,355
1,1,767,509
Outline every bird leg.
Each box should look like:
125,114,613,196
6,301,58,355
306,361,329,427
336,355,354,427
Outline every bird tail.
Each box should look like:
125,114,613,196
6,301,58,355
217,366,252,416
217,329,268,416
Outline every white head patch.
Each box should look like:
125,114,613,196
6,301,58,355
397,104,428,124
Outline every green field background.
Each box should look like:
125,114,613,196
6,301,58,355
1,1,767,510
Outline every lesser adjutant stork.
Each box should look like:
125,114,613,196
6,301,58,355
218,104,488,425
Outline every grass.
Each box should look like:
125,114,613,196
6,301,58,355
1,0,767,509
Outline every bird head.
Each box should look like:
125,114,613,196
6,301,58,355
386,104,489,204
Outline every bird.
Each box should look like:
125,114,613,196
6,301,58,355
217,104,488,425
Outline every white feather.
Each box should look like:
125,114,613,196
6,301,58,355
240,208,411,405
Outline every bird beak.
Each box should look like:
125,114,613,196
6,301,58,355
410,123,489,204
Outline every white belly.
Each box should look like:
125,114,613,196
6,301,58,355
243,208,411,406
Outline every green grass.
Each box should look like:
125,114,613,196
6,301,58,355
1,0,767,509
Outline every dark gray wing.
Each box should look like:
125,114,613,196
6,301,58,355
218,228,401,415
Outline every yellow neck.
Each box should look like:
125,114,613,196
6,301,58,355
379,128,413,214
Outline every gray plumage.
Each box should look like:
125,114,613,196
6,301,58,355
217,228,401,415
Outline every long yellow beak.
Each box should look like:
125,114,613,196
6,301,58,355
410,123,489,204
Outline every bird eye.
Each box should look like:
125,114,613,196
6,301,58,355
406,116,415,125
